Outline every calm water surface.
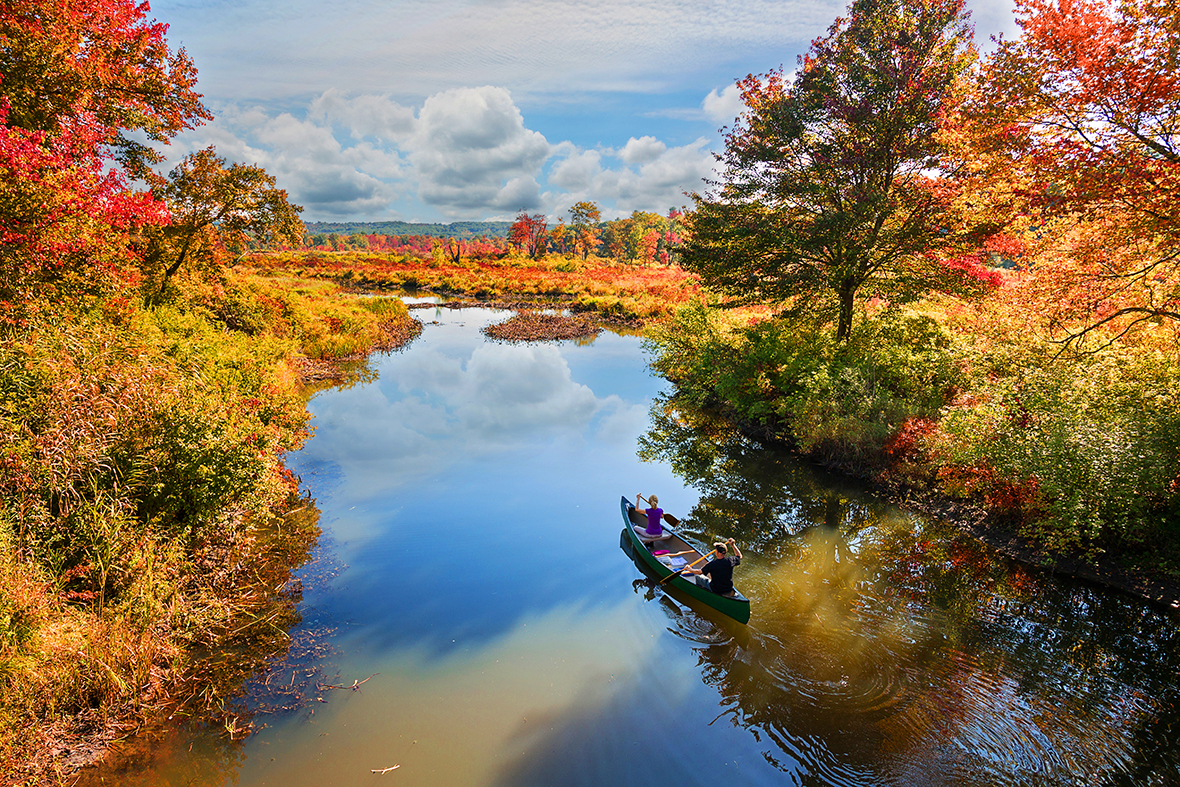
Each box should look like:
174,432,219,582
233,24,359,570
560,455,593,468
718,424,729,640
90,304,1180,786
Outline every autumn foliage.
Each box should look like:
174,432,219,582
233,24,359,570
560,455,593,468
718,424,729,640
958,0,1180,346
248,248,700,323
3,0,1180,772
0,0,414,777
651,0,1180,571
684,0,998,342
0,0,208,159
0,0,217,323
0,105,168,320
508,211,548,259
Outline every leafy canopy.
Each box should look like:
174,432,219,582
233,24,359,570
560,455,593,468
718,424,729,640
508,212,548,259
0,0,210,174
965,0,1180,348
682,0,998,341
568,201,601,260
139,147,304,305
0,0,209,323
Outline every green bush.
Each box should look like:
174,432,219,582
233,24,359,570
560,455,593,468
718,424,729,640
647,304,965,466
935,351,1180,552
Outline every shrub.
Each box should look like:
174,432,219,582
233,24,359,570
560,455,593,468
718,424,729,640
933,353,1180,552
647,304,966,468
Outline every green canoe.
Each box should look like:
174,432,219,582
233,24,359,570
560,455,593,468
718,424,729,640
620,496,751,625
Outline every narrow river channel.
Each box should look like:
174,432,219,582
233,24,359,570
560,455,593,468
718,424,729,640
85,302,1180,786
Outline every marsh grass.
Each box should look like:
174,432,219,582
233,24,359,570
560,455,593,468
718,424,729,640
0,268,420,781
245,250,700,323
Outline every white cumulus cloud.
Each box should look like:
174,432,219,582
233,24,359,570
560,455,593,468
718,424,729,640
165,85,717,221
405,86,551,217
702,83,745,125
309,88,416,141
618,136,667,165
544,137,714,219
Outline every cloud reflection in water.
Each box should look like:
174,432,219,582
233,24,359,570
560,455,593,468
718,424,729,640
297,321,644,505
286,308,678,660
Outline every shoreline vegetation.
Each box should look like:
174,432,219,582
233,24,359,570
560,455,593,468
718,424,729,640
644,300,1180,610
6,0,1180,780
244,248,698,327
1,274,421,784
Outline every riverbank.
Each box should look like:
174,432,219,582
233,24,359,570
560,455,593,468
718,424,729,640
701,396,1180,611
645,301,1180,610
900,490,1180,611
0,274,422,784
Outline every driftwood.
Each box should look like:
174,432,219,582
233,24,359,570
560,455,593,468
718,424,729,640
319,673,377,691
371,765,400,774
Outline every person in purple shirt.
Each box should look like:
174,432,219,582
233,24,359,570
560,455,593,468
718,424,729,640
634,493,667,543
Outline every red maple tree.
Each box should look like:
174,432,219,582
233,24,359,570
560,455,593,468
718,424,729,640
0,0,210,320
508,212,548,259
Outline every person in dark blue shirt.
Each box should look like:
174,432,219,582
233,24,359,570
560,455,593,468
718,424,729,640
683,538,742,595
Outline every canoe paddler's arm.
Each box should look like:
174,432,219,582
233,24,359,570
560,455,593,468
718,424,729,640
680,554,711,574
727,538,742,559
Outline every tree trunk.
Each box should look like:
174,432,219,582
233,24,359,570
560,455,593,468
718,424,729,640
146,243,188,308
835,285,856,342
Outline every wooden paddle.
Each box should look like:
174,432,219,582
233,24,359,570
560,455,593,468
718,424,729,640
657,551,710,585
656,537,742,586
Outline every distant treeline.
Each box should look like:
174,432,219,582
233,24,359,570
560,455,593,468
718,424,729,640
304,220,513,239
301,206,689,267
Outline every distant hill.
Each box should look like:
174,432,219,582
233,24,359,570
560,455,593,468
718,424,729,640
305,220,512,239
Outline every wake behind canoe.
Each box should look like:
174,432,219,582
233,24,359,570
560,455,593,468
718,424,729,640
620,496,751,625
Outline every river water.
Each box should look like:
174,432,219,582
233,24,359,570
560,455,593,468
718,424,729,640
85,303,1180,786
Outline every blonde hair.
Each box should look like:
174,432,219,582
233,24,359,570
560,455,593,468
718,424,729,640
649,495,659,506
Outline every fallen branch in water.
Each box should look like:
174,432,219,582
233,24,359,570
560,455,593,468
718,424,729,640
320,673,378,691
371,765,400,774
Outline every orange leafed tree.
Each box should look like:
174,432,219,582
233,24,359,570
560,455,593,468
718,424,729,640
967,0,1180,347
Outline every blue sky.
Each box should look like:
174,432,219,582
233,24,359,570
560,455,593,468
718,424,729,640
153,0,1020,224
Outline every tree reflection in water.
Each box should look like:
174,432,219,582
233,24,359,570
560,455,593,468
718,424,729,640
635,394,1180,785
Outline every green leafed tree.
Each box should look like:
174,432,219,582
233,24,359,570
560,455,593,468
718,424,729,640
682,0,998,341
139,147,303,306
601,216,632,262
